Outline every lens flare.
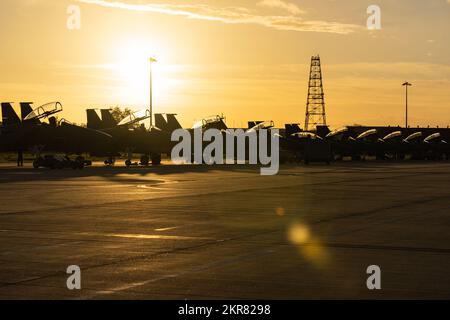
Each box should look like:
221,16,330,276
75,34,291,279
275,207,286,216
288,223,310,244
287,223,330,269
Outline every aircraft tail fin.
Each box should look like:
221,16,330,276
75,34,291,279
155,113,182,132
248,121,263,129
154,114,166,130
285,124,302,136
1,102,21,126
20,102,40,124
316,125,331,138
166,114,182,131
101,109,118,128
86,109,103,129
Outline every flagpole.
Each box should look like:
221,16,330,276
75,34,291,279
149,57,157,128
402,82,412,128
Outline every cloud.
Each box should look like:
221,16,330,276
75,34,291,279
257,0,304,15
77,0,360,34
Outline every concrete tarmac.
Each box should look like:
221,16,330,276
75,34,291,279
0,162,449,299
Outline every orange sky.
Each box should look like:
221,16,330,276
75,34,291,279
1,0,449,128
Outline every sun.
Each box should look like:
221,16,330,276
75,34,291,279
110,38,177,108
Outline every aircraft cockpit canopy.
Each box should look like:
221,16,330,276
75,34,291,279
291,132,324,140
118,109,151,127
424,133,441,143
383,131,402,141
326,127,349,139
403,132,422,143
192,115,226,129
356,129,377,140
24,102,62,121
246,120,275,133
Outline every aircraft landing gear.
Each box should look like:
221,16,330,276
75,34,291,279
74,156,86,170
151,153,162,166
125,150,133,167
104,157,116,166
140,155,150,166
33,157,42,169
124,152,160,167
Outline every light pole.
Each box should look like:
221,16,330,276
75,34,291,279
402,81,412,128
149,57,157,128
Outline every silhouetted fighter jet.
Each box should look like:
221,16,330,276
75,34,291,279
1,102,115,163
86,109,181,166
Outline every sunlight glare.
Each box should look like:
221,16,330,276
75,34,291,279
111,38,180,108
